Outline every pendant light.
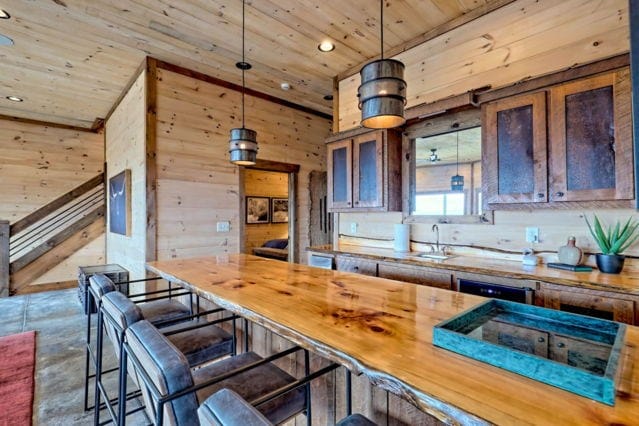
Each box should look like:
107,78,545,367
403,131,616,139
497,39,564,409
229,0,258,166
358,0,407,129
451,132,464,191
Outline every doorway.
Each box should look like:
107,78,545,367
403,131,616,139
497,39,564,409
239,160,299,262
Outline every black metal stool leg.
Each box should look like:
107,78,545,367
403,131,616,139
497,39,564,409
346,369,352,416
243,318,249,352
93,309,104,425
304,349,311,426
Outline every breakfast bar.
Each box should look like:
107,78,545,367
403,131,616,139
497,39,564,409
146,254,639,425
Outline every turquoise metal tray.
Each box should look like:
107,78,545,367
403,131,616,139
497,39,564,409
433,299,626,405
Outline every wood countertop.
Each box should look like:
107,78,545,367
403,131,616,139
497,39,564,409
147,255,639,425
308,244,639,296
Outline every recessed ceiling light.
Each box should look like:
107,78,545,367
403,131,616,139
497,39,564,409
6,96,23,102
0,9,10,19
323,94,333,101
317,41,335,52
280,82,291,91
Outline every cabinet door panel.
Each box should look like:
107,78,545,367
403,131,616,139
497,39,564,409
543,288,635,325
549,70,634,201
336,256,377,276
353,133,383,208
327,140,352,209
378,263,452,289
483,92,547,204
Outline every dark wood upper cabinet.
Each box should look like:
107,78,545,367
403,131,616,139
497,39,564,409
549,69,634,202
483,68,634,208
483,92,548,204
327,129,401,212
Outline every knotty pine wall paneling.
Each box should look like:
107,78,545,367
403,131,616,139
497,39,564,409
105,69,148,279
243,169,289,254
154,67,330,262
0,118,105,287
338,0,630,131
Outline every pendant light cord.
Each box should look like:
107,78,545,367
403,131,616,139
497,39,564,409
456,132,460,175
241,0,246,128
380,0,384,60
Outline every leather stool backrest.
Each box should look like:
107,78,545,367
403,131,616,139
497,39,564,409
102,291,143,360
198,388,271,426
89,274,117,301
125,320,200,426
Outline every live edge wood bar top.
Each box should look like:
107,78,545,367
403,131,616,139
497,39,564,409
147,255,639,425
308,244,639,296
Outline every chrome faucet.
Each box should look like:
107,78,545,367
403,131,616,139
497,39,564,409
432,224,440,252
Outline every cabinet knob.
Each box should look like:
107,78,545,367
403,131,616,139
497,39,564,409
354,201,359,205
555,191,565,198
347,201,351,205
537,337,545,343
537,193,544,198
353,266,359,271
557,342,565,348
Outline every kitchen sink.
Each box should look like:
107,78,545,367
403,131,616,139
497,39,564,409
414,252,453,260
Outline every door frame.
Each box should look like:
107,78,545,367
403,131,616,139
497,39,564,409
239,159,300,263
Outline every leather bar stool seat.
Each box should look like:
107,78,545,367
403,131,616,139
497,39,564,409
124,320,306,426
90,274,191,325
198,388,376,426
102,291,233,367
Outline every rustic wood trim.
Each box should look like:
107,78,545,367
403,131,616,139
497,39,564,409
403,107,481,140
0,114,99,133
332,76,340,133
11,217,104,293
630,0,639,209
90,118,105,133
404,92,476,123
153,59,332,120
0,221,9,297
10,173,105,235
13,280,77,295
145,57,159,265
247,159,300,174
337,0,517,81
487,199,636,211
10,206,105,275
288,172,298,263
476,54,630,104
325,127,373,144
104,58,148,124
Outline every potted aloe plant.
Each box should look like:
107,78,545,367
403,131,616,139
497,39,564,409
585,215,639,274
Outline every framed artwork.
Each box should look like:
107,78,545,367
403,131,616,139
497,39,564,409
109,169,131,235
246,196,270,224
271,198,289,223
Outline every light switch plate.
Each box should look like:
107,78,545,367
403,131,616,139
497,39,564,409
217,221,230,232
525,227,539,243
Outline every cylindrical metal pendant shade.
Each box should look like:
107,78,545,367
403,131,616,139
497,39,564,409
451,174,464,192
358,59,406,129
229,127,258,165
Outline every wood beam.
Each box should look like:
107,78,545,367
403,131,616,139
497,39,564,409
146,58,159,265
630,0,639,208
0,221,8,297
154,59,332,120
0,114,100,133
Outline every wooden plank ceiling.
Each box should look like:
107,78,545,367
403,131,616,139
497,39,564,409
0,0,497,128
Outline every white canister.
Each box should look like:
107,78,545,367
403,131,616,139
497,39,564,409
394,224,411,252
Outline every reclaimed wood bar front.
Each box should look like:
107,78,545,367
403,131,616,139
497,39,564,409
146,255,639,425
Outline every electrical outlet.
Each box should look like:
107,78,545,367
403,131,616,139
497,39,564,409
216,221,230,232
350,222,358,234
525,227,539,243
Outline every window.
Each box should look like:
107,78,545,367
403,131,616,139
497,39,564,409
414,192,465,216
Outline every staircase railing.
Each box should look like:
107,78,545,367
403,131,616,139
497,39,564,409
0,173,105,296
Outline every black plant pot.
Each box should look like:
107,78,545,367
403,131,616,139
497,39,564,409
595,253,625,274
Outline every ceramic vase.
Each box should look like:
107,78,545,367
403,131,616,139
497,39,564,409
557,236,582,266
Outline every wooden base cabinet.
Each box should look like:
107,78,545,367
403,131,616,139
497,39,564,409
327,129,402,212
335,255,378,276
378,262,452,290
542,283,636,325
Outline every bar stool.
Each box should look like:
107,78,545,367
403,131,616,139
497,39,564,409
84,273,201,413
199,388,376,426
94,291,238,425
122,320,327,425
